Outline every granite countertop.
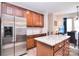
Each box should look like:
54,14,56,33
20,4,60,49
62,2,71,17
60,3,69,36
34,35,70,46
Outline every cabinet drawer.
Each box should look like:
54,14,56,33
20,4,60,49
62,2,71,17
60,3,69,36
54,47,64,56
54,41,64,52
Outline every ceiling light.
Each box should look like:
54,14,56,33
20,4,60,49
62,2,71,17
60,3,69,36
76,6,79,20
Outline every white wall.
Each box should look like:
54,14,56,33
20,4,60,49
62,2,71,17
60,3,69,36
48,13,54,34
26,12,48,35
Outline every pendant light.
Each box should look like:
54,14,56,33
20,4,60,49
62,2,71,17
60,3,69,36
76,6,79,20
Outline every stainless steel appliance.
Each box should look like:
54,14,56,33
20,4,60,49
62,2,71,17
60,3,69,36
14,16,26,56
1,14,27,56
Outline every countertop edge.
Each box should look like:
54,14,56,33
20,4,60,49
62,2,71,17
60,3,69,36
34,35,70,46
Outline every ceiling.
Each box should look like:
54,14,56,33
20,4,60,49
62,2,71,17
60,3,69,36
9,2,79,14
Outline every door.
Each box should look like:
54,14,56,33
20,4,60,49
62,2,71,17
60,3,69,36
15,16,26,56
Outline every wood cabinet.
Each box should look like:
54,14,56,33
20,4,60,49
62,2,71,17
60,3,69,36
26,33,46,50
39,15,44,26
27,37,35,49
37,41,53,56
14,7,24,17
36,39,70,56
64,39,69,56
54,47,64,56
1,2,25,17
53,41,64,53
6,4,13,15
32,12,40,26
1,3,7,14
25,10,44,27
25,10,33,26
54,40,69,56
1,3,14,15
32,13,44,27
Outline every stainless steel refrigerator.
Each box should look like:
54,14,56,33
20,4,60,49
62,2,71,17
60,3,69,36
0,13,27,56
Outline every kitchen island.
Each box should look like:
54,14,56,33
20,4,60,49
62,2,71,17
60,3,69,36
35,35,70,56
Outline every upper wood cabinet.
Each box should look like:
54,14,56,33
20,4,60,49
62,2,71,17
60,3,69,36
25,10,33,27
1,3,24,17
6,4,13,15
14,7,24,17
25,10,44,27
39,15,44,26
1,3,7,14
1,3,14,15
32,12,41,27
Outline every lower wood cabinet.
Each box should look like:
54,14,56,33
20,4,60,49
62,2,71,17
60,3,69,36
54,39,69,56
36,39,70,56
64,39,69,56
54,41,64,53
27,37,35,49
26,33,46,50
37,41,53,56
54,47,64,56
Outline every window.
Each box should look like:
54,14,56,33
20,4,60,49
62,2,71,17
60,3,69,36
67,19,72,32
74,19,79,31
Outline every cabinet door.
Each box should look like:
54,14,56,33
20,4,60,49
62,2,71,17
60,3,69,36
36,14,40,26
14,7,24,17
32,12,37,26
39,15,44,27
25,11,33,27
6,4,13,15
64,47,69,56
25,10,44,27
54,47,64,56
27,37,35,49
1,3,13,15
33,12,42,27
64,40,69,56
1,3,7,14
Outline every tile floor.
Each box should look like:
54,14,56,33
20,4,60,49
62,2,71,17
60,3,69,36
24,48,36,56
2,42,26,56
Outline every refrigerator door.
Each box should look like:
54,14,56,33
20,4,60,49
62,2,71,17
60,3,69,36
1,14,15,56
14,16,27,56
